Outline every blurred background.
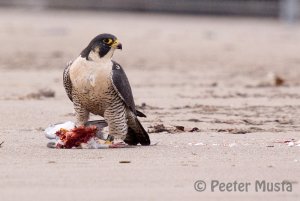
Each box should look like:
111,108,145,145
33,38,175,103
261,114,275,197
0,0,299,20
1,0,300,96
0,0,300,94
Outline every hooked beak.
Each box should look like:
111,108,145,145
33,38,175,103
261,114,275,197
112,40,122,50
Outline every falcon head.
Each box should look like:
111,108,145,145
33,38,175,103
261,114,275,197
80,33,122,61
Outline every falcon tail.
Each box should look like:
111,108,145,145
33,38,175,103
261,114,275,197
124,118,150,146
136,110,147,118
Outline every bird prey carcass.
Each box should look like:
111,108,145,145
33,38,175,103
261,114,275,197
63,33,150,146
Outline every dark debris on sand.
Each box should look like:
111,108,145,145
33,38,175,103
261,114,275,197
135,102,162,110
19,88,55,100
148,124,200,133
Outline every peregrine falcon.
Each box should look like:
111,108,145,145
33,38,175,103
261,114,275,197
63,33,150,146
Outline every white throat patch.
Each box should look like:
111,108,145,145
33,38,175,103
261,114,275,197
88,47,115,63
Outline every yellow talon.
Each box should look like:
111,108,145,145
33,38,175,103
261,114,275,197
105,140,113,145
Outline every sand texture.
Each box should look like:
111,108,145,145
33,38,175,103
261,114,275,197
0,9,299,201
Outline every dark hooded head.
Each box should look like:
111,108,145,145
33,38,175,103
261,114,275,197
80,33,122,60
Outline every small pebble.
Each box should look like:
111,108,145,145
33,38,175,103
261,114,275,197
119,161,131,164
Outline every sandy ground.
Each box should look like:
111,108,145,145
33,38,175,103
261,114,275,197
0,8,300,201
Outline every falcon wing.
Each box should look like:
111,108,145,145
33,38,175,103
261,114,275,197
111,61,138,116
63,60,73,102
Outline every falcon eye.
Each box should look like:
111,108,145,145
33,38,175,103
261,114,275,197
103,38,113,45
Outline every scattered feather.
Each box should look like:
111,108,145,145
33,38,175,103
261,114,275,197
257,72,286,87
273,139,300,147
